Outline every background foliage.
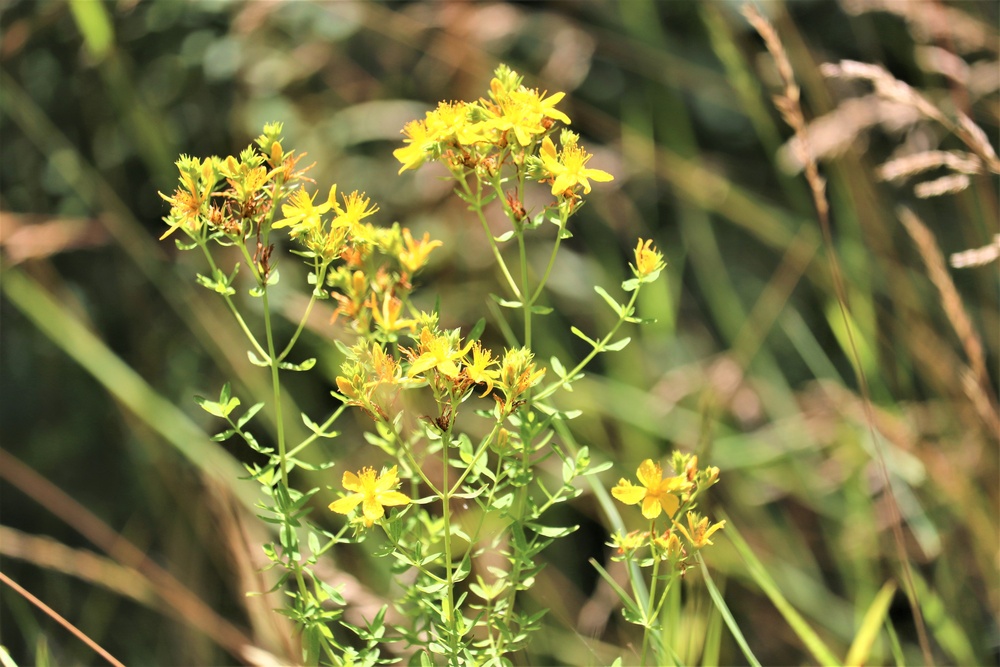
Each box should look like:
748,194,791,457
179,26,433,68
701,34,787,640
1,1,996,665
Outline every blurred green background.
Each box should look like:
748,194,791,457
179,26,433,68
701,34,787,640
1,1,997,665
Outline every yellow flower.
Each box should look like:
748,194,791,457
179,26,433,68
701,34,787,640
333,191,379,231
425,101,484,146
676,512,726,548
651,529,684,559
370,293,417,335
465,342,500,396
399,228,443,273
158,156,219,239
612,530,649,555
509,87,571,126
539,136,613,196
407,328,474,379
393,118,433,174
328,466,411,527
611,459,690,520
496,347,545,404
273,185,336,236
633,239,665,278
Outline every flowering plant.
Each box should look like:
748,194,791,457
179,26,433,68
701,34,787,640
158,64,723,666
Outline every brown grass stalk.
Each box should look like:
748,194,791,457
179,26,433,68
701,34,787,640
897,206,998,432
743,5,934,664
0,448,281,666
0,569,126,667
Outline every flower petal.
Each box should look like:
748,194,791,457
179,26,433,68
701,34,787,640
658,492,680,519
376,490,411,507
636,459,662,488
612,480,646,506
362,496,386,525
641,496,663,519
328,494,362,516
375,466,399,492
341,470,362,492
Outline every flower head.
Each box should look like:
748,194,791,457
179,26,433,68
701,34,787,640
676,511,726,548
611,529,649,556
399,228,443,274
273,185,336,237
394,119,434,174
333,190,379,231
539,136,613,197
611,459,690,520
407,328,474,380
633,239,665,279
328,466,411,527
465,342,500,396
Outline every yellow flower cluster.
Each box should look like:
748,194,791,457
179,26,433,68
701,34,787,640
158,123,444,327
401,327,544,413
610,456,724,570
393,64,612,200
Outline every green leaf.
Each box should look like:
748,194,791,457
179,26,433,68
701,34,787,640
494,230,514,243
279,358,316,372
570,326,596,347
593,285,623,315
247,350,270,367
527,523,578,538
174,238,198,251
550,356,566,378
723,516,838,666
604,337,632,352
699,554,762,667
194,395,225,418
237,402,265,429
529,305,553,315
585,461,613,476
621,277,640,292
490,293,523,309
467,317,486,343
591,558,644,625
210,428,236,442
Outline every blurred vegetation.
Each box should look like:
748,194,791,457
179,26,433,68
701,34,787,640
1,0,997,665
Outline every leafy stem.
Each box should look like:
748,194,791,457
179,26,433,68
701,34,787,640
535,283,643,401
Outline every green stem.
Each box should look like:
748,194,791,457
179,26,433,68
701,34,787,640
285,403,346,460
529,211,568,304
261,288,289,492
535,284,643,401
460,176,522,301
517,229,532,349
198,243,268,360
642,529,661,666
278,262,327,361
439,412,460,664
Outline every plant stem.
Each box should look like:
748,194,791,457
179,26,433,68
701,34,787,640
439,411,460,664
517,230,532,349
535,285,642,401
261,289,290,492
460,176,522,301
278,263,327,361
199,243,269,360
